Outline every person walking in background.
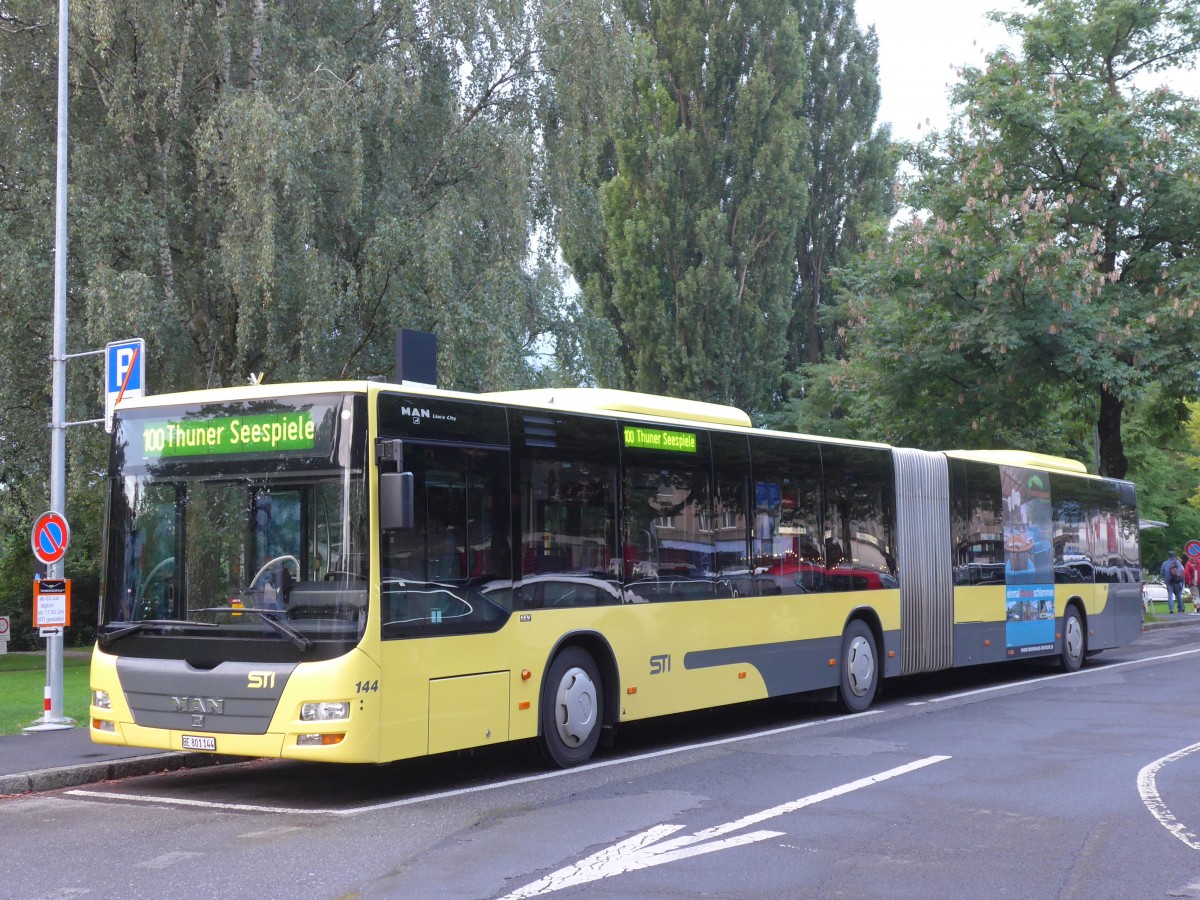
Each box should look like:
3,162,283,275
1160,550,1187,613
1186,552,1200,614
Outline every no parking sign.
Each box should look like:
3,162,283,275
31,511,70,566
1186,540,1200,559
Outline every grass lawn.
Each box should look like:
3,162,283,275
0,653,91,735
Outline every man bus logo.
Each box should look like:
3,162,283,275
401,406,431,424
172,696,225,714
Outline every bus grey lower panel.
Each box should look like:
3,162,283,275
117,657,296,734
893,448,954,674
684,636,844,697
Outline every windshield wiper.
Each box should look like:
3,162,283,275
197,607,313,652
99,618,216,649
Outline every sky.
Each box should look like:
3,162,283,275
856,0,1200,144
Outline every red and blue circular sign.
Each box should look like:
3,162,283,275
1185,540,1200,559
31,511,70,566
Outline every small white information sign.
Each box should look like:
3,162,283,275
33,579,71,628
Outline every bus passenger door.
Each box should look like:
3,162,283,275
378,443,514,757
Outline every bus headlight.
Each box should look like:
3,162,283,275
301,701,349,721
92,690,111,710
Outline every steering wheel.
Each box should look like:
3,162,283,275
250,555,300,591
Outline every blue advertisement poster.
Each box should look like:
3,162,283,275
1002,466,1056,652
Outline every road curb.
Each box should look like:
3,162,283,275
0,752,240,797
1143,614,1200,631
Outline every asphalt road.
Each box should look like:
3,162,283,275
4,626,1200,899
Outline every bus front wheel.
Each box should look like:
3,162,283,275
540,646,603,768
837,620,878,713
1060,605,1085,673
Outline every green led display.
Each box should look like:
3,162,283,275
623,426,697,453
142,411,316,458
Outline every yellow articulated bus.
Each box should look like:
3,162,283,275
89,382,1143,766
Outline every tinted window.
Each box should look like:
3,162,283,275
379,443,512,638
1051,474,1094,585
821,446,897,591
622,428,723,601
749,436,825,594
711,432,755,595
1087,478,1139,585
1118,481,1140,581
951,459,1005,585
512,411,621,609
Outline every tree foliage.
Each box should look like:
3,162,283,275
800,0,1200,475
565,0,894,414
788,0,897,370
64,0,627,391
0,0,632,621
569,0,809,412
1129,392,1200,566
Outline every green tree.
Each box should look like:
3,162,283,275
0,0,629,608
803,0,1200,475
572,0,809,412
1130,393,1200,567
66,0,620,391
788,0,896,371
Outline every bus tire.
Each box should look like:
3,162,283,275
540,646,603,767
1060,604,1086,673
837,620,878,713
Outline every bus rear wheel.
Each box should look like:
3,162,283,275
1060,605,1085,672
837,620,878,713
540,646,603,767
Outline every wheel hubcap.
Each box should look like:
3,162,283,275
1065,616,1083,662
846,635,875,698
555,666,598,747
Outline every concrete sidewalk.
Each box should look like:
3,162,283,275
0,726,234,796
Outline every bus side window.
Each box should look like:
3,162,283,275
747,436,823,596
821,446,896,591
621,432,719,602
711,431,753,596
512,411,621,610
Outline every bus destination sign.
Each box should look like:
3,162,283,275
142,411,316,458
623,426,697,453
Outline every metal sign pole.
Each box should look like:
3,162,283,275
36,0,73,730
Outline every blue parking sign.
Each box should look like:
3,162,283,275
105,339,146,432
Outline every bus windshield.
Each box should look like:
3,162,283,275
100,394,368,648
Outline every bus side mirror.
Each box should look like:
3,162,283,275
380,471,415,530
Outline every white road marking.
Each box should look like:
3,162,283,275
1138,741,1200,850
499,755,952,898
135,850,203,869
